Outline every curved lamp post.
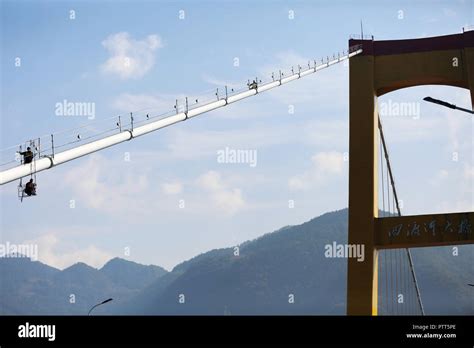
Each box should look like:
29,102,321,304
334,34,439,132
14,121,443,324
88,298,113,315
423,96,474,114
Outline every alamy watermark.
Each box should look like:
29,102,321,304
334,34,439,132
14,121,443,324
0,242,38,261
55,99,96,120
217,147,257,167
18,322,55,342
379,99,420,120
324,242,365,262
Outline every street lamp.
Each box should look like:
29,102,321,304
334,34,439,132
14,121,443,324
423,96,474,114
88,298,113,315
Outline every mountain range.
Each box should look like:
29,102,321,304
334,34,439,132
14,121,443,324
1,208,472,315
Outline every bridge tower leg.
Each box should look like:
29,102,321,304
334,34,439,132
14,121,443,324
347,41,379,316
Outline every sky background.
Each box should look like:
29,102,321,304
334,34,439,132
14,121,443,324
0,0,473,270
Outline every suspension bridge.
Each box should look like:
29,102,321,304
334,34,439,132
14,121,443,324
0,30,472,316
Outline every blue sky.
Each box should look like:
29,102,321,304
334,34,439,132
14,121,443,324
0,0,473,270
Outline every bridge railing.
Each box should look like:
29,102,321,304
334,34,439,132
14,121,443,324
0,46,362,174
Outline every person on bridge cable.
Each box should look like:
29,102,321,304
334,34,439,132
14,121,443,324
18,147,34,164
248,80,258,90
24,179,36,196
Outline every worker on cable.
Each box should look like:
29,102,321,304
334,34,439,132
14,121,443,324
248,80,258,90
18,147,34,164
24,179,36,196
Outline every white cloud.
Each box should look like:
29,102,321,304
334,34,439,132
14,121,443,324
289,151,344,190
462,164,474,197
464,164,474,180
427,163,473,213
442,8,457,17
112,92,177,115
201,73,241,89
162,181,183,195
429,169,449,186
435,199,474,214
61,153,152,216
24,233,112,270
198,49,349,122
196,171,245,215
379,86,472,147
157,127,287,161
200,51,312,93
144,117,348,165
101,32,163,79
259,51,310,78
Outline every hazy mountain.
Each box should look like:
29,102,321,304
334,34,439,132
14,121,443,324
1,208,472,315
410,245,473,314
101,257,167,290
115,209,472,315
138,208,346,315
0,257,60,315
0,257,168,315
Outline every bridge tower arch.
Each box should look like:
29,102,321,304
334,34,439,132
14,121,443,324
347,30,474,315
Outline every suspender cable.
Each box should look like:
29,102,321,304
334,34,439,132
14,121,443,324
380,139,385,217
378,115,425,316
